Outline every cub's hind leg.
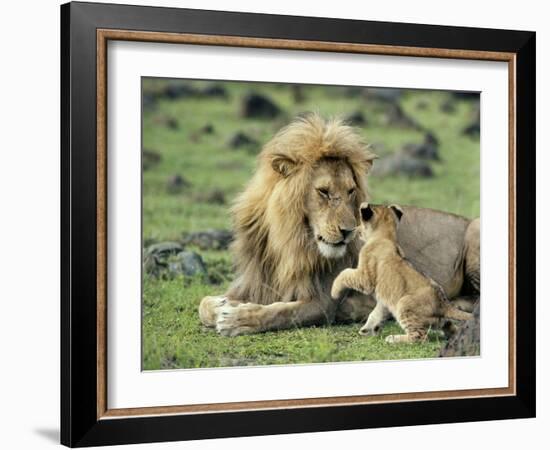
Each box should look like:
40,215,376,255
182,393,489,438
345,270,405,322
385,323,427,343
385,293,433,344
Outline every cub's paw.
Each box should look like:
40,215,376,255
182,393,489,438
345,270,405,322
359,324,381,337
331,269,355,301
385,335,401,344
385,334,414,344
330,284,342,301
216,303,263,337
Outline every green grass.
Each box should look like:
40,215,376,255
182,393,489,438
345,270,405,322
143,276,445,369
142,79,480,370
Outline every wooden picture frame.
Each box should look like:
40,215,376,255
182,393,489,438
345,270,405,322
61,1,535,447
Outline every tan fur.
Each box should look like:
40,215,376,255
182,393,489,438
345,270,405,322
198,114,480,337
199,113,376,335
463,218,480,293
331,204,473,343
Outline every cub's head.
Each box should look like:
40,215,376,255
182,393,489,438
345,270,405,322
358,203,403,241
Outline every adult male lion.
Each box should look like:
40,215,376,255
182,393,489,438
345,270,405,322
199,114,480,336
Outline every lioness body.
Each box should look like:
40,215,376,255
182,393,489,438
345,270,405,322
331,204,473,343
199,114,480,336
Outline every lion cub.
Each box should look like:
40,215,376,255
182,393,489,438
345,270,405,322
331,203,473,343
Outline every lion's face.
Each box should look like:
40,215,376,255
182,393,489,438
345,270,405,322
305,158,359,259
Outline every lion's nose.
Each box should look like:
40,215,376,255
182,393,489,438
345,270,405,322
339,228,353,240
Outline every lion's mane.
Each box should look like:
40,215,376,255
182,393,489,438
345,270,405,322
226,114,377,305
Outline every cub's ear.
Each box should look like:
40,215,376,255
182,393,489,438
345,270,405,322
389,204,404,221
360,202,373,221
271,154,297,177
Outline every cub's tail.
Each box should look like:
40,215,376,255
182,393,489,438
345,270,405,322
443,304,473,321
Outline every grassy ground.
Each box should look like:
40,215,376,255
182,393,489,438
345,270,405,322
142,79,480,370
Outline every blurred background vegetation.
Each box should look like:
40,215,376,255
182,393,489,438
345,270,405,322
141,78,480,370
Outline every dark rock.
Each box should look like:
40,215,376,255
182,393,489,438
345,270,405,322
190,123,216,142
201,84,228,98
383,103,421,129
451,91,479,101
166,118,179,130
143,242,207,278
145,241,183,259
424,131,439,147
168,251,207,277
402,133,440,161
462,106,480,137
143,237,157,248
341,86,366,98
161,82,229,100
227,131,259,150
143,149,161,171
196,189,226,205
143,93,157,111
440,99,457,114
162,82,199,100
345,111,368,126
364,88,402,103
416,100,429,110
370,142,388,154
143,241,184,276
200,123,215,134
402,143,439,161
463,123,480,136
152,114,179,130
439,302,480,357
373,153,434,178
240,93,281,119
291,85,306,103
182,229,234,251
166,174,191,194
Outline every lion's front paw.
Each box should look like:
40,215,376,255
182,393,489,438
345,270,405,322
216,303,264,337
199,296,229,327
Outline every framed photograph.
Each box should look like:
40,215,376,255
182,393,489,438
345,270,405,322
61,1,535,447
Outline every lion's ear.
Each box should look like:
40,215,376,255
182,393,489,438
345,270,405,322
271,155,297,177
364,149,379,174
389,204,403,221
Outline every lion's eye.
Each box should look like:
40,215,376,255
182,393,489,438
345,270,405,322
348,188,356,196
317,188,329,198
